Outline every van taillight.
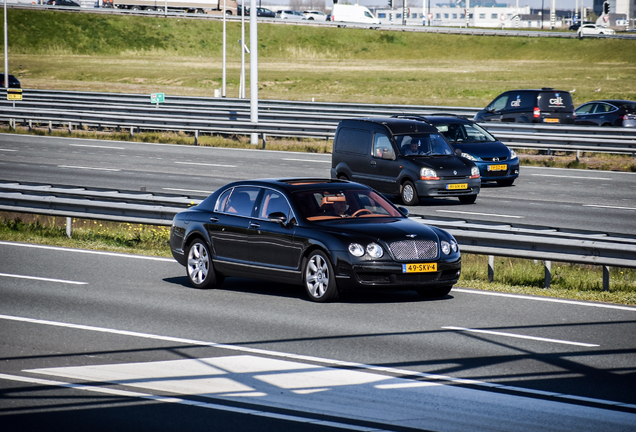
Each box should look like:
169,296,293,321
533,107,541,118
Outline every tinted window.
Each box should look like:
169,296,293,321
490,94,509,111
506,92,534,110
292,188,402,221
396,133,453,156
335,127,372,155
217,187,260,217
575,103,594,114
373,132,392,158
259,189,291,220
538,91,573,110
615,102,636,112
435,123,496,143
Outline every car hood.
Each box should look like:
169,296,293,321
411,155,473,176
315,217,443,243
451,141,512,159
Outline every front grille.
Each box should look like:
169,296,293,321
482,169,509,177
389,240,437,260
482,156,509,162
357,273,391,284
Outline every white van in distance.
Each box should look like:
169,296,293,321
331,4,380,24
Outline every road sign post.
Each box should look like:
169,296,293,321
150,92,165,108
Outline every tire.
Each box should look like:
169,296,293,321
400,180,419,206
417,286,452,298
458,195,477,204
496,179,515,187
303,250,339,302
186,239,222,289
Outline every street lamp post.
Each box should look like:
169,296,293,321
4,0,8,90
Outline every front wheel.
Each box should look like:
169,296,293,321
304,251,339,302
401,180,419,206
186,239,222,289
458,195,477,204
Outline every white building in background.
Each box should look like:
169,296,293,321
373,5,535,28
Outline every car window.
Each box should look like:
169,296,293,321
373,132,391,158
575,103,594,114
335,127,371,155
396,133,453,156
595,103,616,113
259,189,291,220
538,91,573,110
490,94,509,111
437,123,496,143
293,189,402,221
217,187,259,217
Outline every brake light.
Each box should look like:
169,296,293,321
533,107,541,118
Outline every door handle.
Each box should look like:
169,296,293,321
209,217,219,222
370,161,377,167
249,222,260,229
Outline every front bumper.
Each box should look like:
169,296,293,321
477,161,520,182
414,178,481,198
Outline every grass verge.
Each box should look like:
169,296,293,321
2,212,634,305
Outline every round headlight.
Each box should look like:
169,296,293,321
451,239,458,253
441,241,451,255
366,243,384,258
470,166,480,178
348,243,365,257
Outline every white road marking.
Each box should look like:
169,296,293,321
452,288,636,312
436,210,523,218
0,373,384,432
58,165,121,172
531,174,612,180
0,148,17,152
282,158,331,163
442,326,599,347
174,161,236,168
69,144,125,150
0,273,87,285
0,241,174,261
1,313,635,414
583,204,636,211
163,187,214,195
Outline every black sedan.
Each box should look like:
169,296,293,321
46,0,81,5
170,179,461,302
574,100,636,127
0,73,21,89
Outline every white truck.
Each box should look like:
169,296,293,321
330,3,380,25
102,0,237,14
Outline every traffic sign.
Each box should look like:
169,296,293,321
7,89,22,101
150,93,165,104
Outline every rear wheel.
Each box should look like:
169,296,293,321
186,239,223,289
417,286,452,298
401,180,419,206
304,250,339,302
458,195,477,204
496,179,514,187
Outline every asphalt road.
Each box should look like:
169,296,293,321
1,133,635,234
1,242,636,431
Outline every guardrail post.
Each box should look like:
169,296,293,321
603,266,610,291
130,126,134,139
488,255,494,282
262,133,267,149
194,130,199,146
68,122,72,134
48,121,52,134
576,150,580,163
28,120,32,132
66,217,72,238
544,260,551,288
9,118,14,130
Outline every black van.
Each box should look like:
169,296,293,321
474,88,575,124
330,117,481,205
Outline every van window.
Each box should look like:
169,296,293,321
538,91,573,110
489,94,509,111
335,128,371,155
373,132,392,158
507,92,534,110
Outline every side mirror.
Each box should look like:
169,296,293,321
268,212,288,226
397,206,409,217
455,148,463,157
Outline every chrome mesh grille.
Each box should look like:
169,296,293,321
389,240,437,260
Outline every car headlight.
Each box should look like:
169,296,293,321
470,166,480,179
366,243,384,258
510,149,518,159
451,239,458,253
441,241,451,255
420,168,439,180
461,152,478,161
349,243,365,257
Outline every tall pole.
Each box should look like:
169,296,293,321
240,0,245,98
249,0,258,145
222,0,227,97
3,0,8,89
465,0,469,28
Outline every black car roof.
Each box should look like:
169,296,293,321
225,178,364,193
340,117,438,135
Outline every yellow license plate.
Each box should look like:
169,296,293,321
402,263,438,273
488,164,507,171
446,183,467,190
544,118,560,123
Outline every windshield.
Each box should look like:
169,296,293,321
293,188,403,221
396,133,454,156
434,122,497,144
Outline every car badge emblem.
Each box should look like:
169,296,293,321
453,170,457,175
493,157,499,162
406,234,417,238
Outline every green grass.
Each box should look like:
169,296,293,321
2,213,635,305
4,9,636,106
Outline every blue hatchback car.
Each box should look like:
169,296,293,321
420,115,519,186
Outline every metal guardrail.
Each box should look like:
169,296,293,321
2,89,636,153
1,181,635,291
